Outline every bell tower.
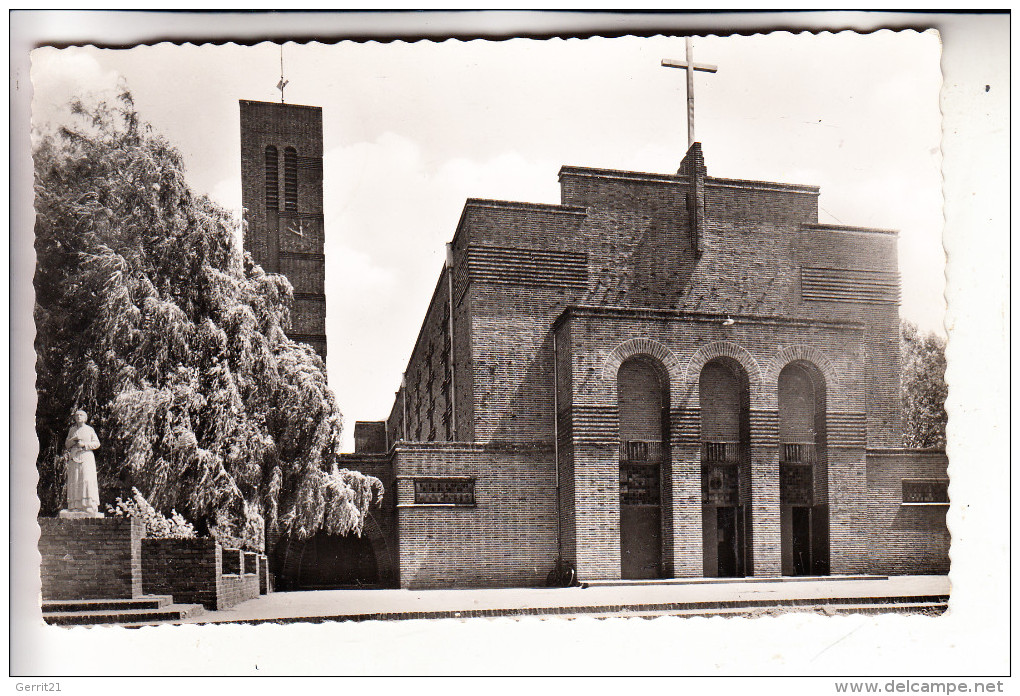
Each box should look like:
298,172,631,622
239,99,327,360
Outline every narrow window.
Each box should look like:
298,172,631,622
264,146,279,210
283,146,298,211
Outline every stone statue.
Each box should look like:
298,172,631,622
59,410,104,518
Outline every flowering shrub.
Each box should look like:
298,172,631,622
106,487,197,539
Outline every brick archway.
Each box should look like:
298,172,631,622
684,341,763,395
275,511,397,590
601,338,683,384
763,345,841,398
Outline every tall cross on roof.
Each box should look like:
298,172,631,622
661,37,718,148
276,45,289,103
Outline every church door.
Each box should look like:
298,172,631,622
791,506,812,576
296,533,380,590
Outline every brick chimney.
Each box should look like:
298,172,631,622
677,142,707,256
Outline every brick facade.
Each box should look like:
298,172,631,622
268,132,947,589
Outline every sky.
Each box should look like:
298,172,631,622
30,31,945,453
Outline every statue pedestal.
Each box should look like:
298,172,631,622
58,509,105,519
39,517,143,600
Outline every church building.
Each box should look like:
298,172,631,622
240,91,949,591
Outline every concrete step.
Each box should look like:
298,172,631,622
42,596,174,613
563,601,948,620
43,603,205,626
178,592,948,625
584,574,888,587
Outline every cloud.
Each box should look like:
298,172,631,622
209,176,241,213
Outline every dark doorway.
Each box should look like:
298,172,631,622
791,507,812,576
716,506,738,577
296,533,379,590
811,504,831,576
620,500,662,579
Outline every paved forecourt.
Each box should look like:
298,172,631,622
169,575,949,625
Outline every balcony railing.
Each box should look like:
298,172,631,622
619,440,663,463
702,440,743,464
780,442,817,464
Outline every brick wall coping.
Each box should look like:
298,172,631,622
452,198,588,248
801,222,899,236
559,165,692,186
38,517,136,526
557,165,820,195
339,452,393,462
553,305,866,332
866,448,948,457
392,441,553,455
142,536,216,547
463,198,589,216
239,99,322,113
707,175,820,195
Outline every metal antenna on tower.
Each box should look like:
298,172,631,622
277,45,289,103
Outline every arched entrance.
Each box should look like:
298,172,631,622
273,511,397,590
617,355,671,579
699,356,753,577
778,360,830,576
296,533,379,589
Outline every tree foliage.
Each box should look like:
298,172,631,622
33,90,382,550
901,320,948,449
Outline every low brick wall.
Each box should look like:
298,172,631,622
39,517,143,600
142,539,263,610
866,449,951,575
219,548,260,609
142,537,219,609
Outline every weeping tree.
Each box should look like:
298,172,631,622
901,320,948,449
33,90,381,550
